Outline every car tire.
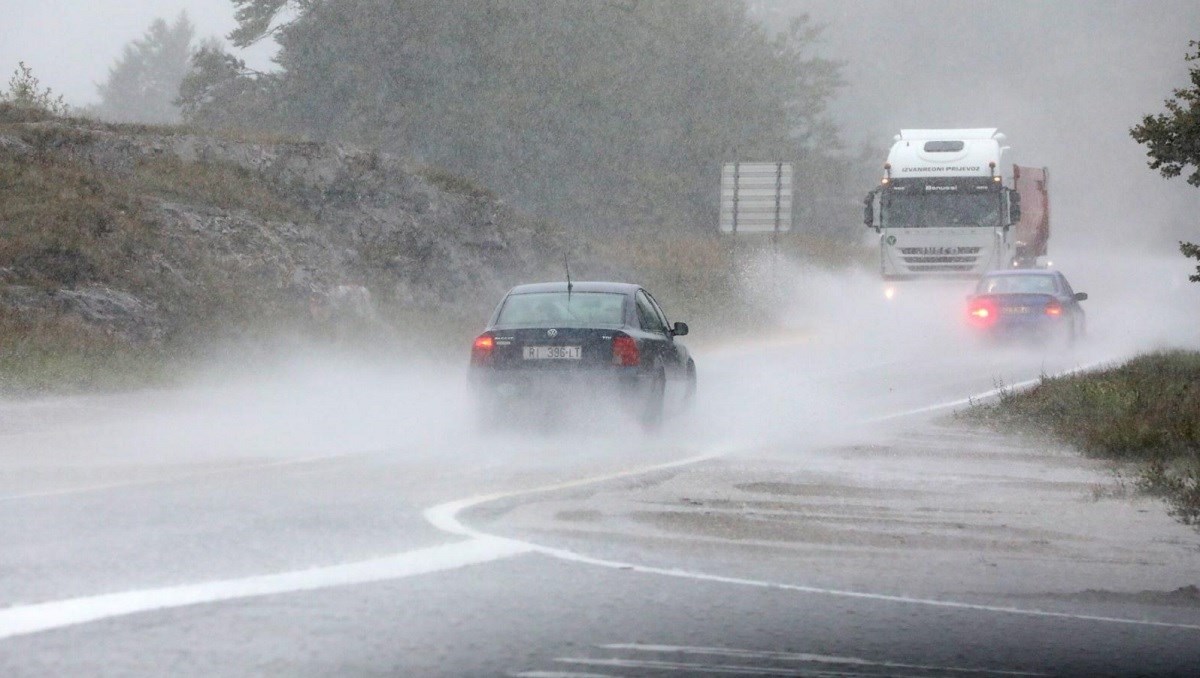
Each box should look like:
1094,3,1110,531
683,359,697,410
641,367,666,432
1066,316,1082,349
476,399,499,432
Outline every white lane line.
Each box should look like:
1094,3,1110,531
0,356,1135,641
536,544,1200,631
0,537,531,641
424,450,727,538
426,478,1200,631
423,359,1200,633
867,357,1116,422
510,672,624,678
0,451,722,642
600,644,1048,677
555,657,891,676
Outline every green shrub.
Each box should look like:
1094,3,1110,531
1,62,68,116
966,351,1200,526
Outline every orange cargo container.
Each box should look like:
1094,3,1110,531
1012,165,1050,267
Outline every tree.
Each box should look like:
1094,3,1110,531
1,61,67,115
229,0,309,48
186,1,848,238
95,13,196,124
177,41,277,131
1182,242,1200,283
1131,41,1200,282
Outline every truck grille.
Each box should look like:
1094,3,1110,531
899,246,982,272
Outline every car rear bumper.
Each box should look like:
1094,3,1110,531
469,366,658,428
972,316,1070,341
470,366,647,398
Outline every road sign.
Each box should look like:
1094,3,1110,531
719,162,793,234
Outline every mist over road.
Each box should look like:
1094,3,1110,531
1,256,1198,676
4,1,1200,674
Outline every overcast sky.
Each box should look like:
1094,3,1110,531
2,0,276,107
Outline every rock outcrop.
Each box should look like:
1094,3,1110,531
0,114,569,344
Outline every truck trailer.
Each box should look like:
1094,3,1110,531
1011,164,1051,268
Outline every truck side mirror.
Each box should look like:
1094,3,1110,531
862,194,874,227
1009,191,1022,225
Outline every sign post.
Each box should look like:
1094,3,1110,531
719,162,793,235
720,162,794,292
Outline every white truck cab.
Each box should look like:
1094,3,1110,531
863,129,1022,280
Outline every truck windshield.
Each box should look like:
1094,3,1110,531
884,192,1000,229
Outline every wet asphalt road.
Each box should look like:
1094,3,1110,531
3,289,1200,676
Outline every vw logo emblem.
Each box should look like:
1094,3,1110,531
547,328,558,337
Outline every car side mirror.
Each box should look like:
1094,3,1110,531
672,321,689,336
1073,292,1088,301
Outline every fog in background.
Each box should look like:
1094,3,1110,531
758,0,1200,254
1,0,275,106
5,1,1197,252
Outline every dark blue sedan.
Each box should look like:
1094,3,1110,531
966,269,1087,345
469,281,696,429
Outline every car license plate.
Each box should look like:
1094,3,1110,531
523,346,582,360
1003,306,1032,314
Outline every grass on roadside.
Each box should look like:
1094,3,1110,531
0,144,152,290
0,309,177,394
964,351,1200,526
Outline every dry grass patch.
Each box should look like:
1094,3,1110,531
0,309,174,393
0,148,152,290
131,155,310,223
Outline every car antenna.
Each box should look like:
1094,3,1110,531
565,254,573,300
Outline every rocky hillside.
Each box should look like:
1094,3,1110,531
0,105,570,358
0,105,858,392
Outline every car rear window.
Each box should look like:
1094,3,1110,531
495,292,626,327
977,275,1059,294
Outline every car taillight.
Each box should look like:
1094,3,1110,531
471,333,495,364
1044,301,1062,317
611,334,639,366
967,299,997,326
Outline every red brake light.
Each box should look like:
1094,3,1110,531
471,334,494,364
1044,301,1062,317
611,334,639,366
967,299,997,327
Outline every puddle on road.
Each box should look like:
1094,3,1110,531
629,508,1068,554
